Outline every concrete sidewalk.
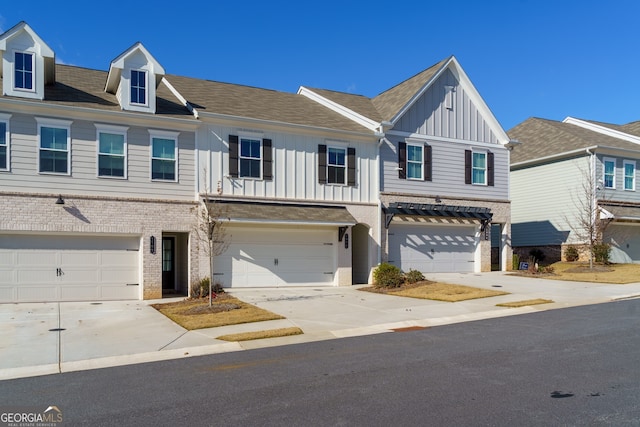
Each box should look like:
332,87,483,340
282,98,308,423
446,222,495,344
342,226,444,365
2,271,640,381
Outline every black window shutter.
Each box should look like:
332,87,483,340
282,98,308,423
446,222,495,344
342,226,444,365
318,144,327,184
262,138,272,180
424,145,432,182
464,149,472,184
398,142,407,179
229,135,239,178
487,152,494,186
347,147,356,186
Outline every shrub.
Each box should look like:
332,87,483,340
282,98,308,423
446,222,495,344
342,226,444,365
538,265,555,274
404,269,425,284
529,248,546,263
593,243,611,264
564,245,579,262
373,263,404,288
512,253,520,270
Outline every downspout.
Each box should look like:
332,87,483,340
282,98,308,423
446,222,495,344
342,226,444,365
376,132,385,269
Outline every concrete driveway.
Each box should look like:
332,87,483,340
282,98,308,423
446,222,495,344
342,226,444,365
2,272,640,380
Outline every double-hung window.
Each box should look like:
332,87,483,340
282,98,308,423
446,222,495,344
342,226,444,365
0,114,10,171
603,157,615,189
96,125,127,178
14,51,33,91
37,118,71,175
472,151,487,185
131,69,147,105
240,137,262,178
406,144,423,180
328,147,346,184
624,160,635,191
150,131,178,181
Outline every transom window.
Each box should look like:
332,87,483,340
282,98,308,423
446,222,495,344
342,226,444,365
472,151,486,185
603,158,615,189
98,130,126,178
240,137,261,178
406,144,423,179
0,120,8,171
328,147,346,184
14,52,33,91
151,137,177,181
624,160,635,191
39,126,69,174
131,70,147,105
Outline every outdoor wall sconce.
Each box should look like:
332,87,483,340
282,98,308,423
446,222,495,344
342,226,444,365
55,195,64,205
338,226,348,242
150,236,156,254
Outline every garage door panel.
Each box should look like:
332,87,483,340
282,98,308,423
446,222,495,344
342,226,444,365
18,251,57,266
17,286,57,302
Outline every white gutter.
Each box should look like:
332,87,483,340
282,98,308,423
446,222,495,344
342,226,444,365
564,117,640,145
511,146,598,168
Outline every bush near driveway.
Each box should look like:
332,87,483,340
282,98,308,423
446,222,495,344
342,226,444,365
514,262,640,284
361,281,509,302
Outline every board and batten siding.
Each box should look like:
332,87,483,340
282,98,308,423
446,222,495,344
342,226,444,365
1,113,196,200
198,124,378,204
511,156,589,247
595,154,640,204
394,69,498,144
380,137,508,200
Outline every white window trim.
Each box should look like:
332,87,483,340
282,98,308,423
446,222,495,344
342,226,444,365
35,117,72,176
406,143,424,180
472,149,487,185
13,50,35,93
0,113,11,172
130,68,148,107
623,159,636,191
95,124,129,179
327,145,347,185
239,135,263,180
603,157,616,189
149,130,179,182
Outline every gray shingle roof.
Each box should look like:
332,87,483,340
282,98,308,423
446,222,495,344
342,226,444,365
303,88,384,123
508,117,640,165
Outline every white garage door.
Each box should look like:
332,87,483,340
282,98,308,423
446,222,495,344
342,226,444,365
0,234,140,303
604,224,640,264
218,227,336,287
388,223,477,273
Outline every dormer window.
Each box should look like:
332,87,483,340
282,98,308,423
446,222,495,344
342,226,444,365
130,69,147,105
14,51,34,91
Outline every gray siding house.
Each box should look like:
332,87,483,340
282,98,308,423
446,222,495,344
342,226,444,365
509,117,640,263
0,21,513,303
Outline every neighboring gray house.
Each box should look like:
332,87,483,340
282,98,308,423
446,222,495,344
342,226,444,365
509,117,640,263
0,22,513,303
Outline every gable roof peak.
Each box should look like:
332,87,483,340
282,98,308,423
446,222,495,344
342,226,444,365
105,42,165,94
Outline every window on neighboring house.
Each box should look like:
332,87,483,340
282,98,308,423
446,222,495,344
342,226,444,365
97,127,127,178
406,144,423,180
603,157,615,189
14,52,33,91
39,125,70,174
0,119,8,171
131,70,147,105
624,160,635,191
151,136,177,181
240,137,262,178
465,149,494,186
327,147,346,184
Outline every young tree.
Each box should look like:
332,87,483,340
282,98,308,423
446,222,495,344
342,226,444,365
192,186,230,307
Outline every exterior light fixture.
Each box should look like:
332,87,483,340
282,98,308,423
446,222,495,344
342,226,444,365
55,195,64,205
435,196,442,204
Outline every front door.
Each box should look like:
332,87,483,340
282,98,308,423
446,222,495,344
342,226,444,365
162,237,175,291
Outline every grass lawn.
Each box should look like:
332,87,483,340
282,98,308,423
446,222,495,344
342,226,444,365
216,327,303,342
151,294,285,330
361,281,509,302
496,299,554,308
522,262,640,284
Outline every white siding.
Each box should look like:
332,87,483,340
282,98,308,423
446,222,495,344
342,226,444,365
395,69,498,144
198,124,378,204
0,113,196,200
511,156,589,247
381,137,509,200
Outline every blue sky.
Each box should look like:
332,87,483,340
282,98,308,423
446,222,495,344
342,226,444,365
2,1,639,130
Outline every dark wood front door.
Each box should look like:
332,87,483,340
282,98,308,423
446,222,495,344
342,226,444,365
162,237,175,290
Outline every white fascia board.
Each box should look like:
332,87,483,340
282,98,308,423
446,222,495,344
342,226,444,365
298,86,380,131
563,117,640,145
106,42,165,93
162,77,199,119
386,129,509,151
0,22,54,58
510,146,597,169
